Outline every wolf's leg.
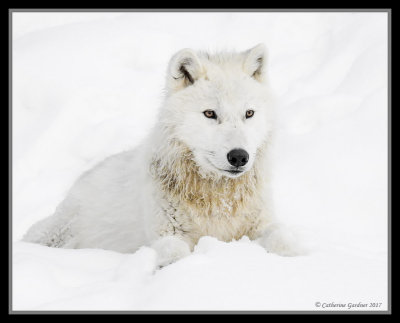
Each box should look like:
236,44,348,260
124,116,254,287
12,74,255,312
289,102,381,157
23,198,77,248
150,235,191,267
257,223,307,256
22,212,74,248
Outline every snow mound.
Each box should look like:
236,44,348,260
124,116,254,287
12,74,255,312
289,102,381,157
13,236,387,311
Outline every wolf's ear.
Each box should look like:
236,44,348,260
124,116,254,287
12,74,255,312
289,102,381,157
243,43,267,82
167,48,203,92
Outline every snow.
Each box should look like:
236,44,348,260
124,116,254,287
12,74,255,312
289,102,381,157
12,11,389,311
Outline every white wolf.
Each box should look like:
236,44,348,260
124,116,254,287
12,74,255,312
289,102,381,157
23,44,301,266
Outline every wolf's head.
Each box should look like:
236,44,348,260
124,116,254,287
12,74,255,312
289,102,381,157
158,44,275,179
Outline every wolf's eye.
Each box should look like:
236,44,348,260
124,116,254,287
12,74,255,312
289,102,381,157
203,110,217,119
246,110,255,118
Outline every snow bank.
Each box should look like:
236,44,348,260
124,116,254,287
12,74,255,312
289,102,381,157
13,236,386,311
12,11,389,311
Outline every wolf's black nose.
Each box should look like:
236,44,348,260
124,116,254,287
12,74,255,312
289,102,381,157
227,149,249,167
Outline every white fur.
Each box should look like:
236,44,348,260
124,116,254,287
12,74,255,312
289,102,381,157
23,44,302,265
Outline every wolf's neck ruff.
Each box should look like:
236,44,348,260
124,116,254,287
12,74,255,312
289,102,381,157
150,140,264,218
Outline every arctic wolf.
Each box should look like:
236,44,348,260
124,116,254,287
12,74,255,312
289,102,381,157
24,44,300,266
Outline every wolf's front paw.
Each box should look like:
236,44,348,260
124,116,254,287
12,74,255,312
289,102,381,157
151,236,191,267
258,223,307,257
